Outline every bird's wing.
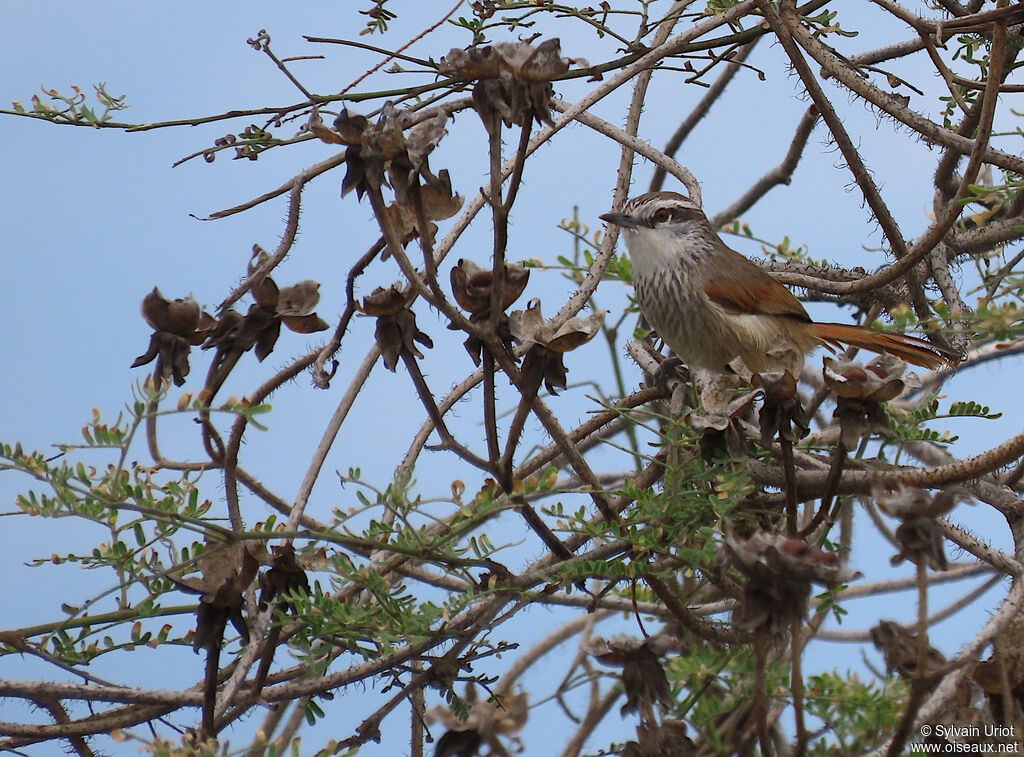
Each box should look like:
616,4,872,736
702,250,811,322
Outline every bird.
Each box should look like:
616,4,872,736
599,191,956,374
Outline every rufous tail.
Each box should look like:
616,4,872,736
809,322,956,370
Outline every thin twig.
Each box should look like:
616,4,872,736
336,1,464,99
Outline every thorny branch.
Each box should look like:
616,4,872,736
10,2,1024,755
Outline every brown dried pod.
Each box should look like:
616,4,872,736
823,354,907,401
725,530,858,631
274,280,319,316
449,259,529,364
332,109,370,146
140,288,203,337
275,280,329,335
359,283,406,316
623,720,697,757
874,483,973,571
403,110,448,170
132,288,216,386
752,362,809,446
439,39,574,130
450,258,530,316
510,299,604,353
433,729,482,757
307,109,349,146
199,272,329,365
382,171,464,244
247,303,283,363
426,685,528,757
437,46,503,79
252,274,280,308
687,373,759,461
258,544,310,613
510,300,604,396
823,355,908,448
517,347,564,396
359,285,433,371
311,104,453,204
586,636,671,724
169,542,262,652
333,106,400,199
202,309,246,352
973,617,1024,724
871,620,946,682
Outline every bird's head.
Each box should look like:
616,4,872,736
600,191,711,263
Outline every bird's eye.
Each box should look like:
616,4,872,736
652,208,671,224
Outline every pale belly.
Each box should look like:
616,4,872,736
634,270,804,373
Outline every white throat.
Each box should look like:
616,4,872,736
622,224,709,279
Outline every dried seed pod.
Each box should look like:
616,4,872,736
438,39,576,131
510,299,605,396
310,105,456,212
752,360,809,447
258,544,310,613
725,530,858,631
586,636,671,725
874,483,973,570
823,355,907,448
871,620,945,682
199,271,328,367
450,258,530,317
131,288,216,386
510,299,604,353
687,373,759,461
426,684,528,757
360,285,433,371
169,542,262,652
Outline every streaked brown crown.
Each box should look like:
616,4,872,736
621,191,705,227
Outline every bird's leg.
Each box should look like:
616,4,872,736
652,354,691,398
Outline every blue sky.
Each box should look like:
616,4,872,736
2,2,1019,755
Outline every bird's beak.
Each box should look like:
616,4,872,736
599,211,638,229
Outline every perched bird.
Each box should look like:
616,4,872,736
600,191,955,374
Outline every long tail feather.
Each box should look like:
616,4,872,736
809,323,956,370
